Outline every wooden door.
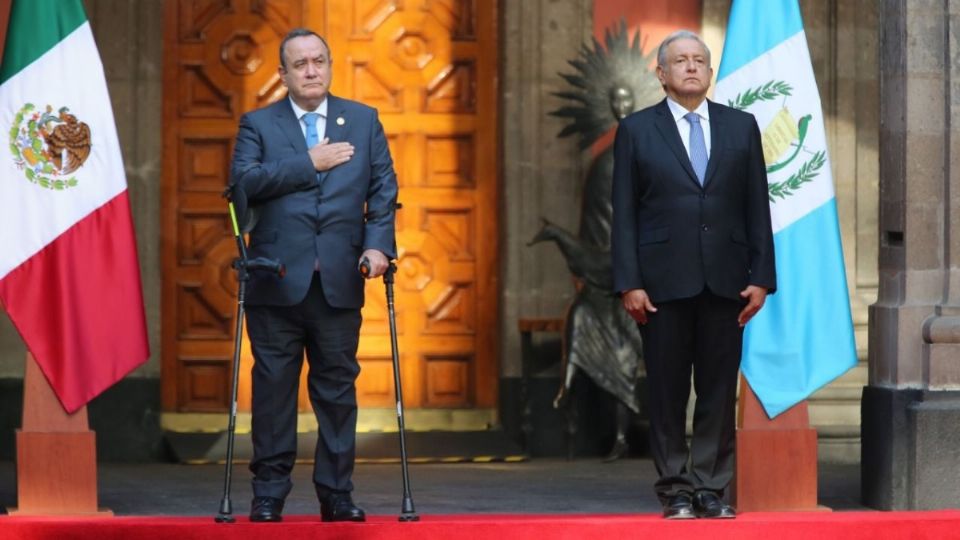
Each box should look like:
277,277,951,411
161,0,498,417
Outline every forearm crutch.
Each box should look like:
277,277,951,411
360,258,419,522
215,192,283,523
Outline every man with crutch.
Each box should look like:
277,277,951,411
229,27,398,523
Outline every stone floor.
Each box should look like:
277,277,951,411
0,458,863,516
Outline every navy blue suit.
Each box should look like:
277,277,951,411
231,94,397,499
611,99,775,499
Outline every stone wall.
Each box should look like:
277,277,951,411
499,0,594,379
863,0,960,510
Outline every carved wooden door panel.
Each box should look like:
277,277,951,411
162,0,498,415
323,1,498,410
161,0,302,413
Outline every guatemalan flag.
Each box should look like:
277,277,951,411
0,0,149,413
714,0,857,418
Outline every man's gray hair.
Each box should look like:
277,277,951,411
657,30,711,67
279,28,331,69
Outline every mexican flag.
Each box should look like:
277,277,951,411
0,0,149,413
714,0,857,417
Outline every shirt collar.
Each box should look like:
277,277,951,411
288,95,328,121
666,96,710,124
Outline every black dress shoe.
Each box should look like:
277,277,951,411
320,492,366,522
692,491,736,519
662,492,695,519
249,496,284,522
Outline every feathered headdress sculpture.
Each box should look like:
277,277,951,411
550,20,661,149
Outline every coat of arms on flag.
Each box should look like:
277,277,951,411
725,80,827,202
10,103,91,189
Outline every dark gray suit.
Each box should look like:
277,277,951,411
231,94,397,499
611,98,775,499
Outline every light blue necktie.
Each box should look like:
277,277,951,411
304,112,322,270
303,112,322,184
685,112,707,185
303,112,320,148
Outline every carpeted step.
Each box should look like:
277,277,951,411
2,512,960,540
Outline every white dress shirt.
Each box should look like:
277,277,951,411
666,97,711,159
288,96,328,143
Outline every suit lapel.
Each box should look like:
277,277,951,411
702,100,725,188
653,99,700,188
319,95,348,184
273,97,307,153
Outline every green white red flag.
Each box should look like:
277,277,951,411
0,0,149,412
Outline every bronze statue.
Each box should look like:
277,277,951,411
530,21,661,460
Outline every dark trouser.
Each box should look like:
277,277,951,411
638,289,744,502
246,272,362,500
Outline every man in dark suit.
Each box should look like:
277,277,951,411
230,27,397,523
611,30,776,519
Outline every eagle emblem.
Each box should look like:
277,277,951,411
9,103,92,190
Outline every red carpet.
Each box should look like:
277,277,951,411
3,512,960,540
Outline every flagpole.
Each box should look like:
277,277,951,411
12,353,111,515
0,0,10,48
733,375,823,512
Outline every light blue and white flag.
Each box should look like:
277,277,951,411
714,0,857,418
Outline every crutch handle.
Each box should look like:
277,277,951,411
359,256,371,277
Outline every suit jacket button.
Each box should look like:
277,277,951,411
701,225,708,231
